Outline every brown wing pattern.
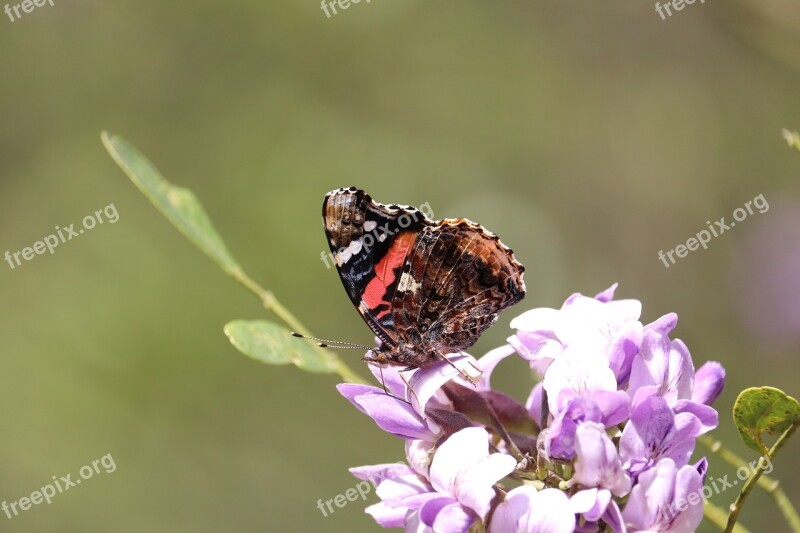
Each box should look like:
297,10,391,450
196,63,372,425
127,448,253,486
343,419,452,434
391,219,526,355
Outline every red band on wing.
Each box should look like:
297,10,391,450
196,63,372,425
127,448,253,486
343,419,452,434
362,231,417,318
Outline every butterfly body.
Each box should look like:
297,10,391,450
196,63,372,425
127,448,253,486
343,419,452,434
323,187,525,370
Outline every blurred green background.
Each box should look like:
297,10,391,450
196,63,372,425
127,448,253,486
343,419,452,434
1,1,799,531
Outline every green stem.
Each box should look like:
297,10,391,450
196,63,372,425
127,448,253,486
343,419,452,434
231,267,367,385
700,433,800,530
723,423,800,533
698,435,778,492
704,501,750,533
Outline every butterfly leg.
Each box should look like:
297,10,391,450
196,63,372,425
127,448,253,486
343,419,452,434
397,368,422,409
440,354,481,387
369,363,412,405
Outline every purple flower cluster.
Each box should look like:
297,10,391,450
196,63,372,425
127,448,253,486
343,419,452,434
339,284,725,532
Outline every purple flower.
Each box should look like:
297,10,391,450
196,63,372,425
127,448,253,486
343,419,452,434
546,397,603,459
619,396,702,477
525,382,545,427
542,350,631,432
490,486,575,533
570,488,625,532
571,422,632,497
351,463,432,529
340,285,725,533
621,458,705,532
337,382,439,441
354,427,517,533
423,428,517,526
691,361,725,406
337,352,491,442
627,330,720,434
627,330,694,406
509,283,644,383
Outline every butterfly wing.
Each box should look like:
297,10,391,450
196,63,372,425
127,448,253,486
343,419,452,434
322,187,433,348
392,219,525,355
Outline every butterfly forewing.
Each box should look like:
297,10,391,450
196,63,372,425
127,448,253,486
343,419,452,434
322,187,432,347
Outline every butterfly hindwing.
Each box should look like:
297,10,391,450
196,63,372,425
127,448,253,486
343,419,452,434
392,219,526,354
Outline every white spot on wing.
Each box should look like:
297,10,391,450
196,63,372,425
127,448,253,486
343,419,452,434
397,272,421,293
335,239,363,265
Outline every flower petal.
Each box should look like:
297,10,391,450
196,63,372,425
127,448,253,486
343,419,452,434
592,389,631,427
455,453,517,518
570,488,611,521
491,486,575,533
594,283,619,302
670,464,705,532
409,355,474,415
573,422,631,497
474,344,516,390
673,400,719,434
367,360,408,397
429,427,490,494
337,383,384,415
365,501,408,528
645,312,678,336
418,495,458,527
691,361,725,406
376,476,432,505
621,458,677,530
525,382,546,428
432,502,477,533
406,439,435,477
350,463,415,484
350,389,436,440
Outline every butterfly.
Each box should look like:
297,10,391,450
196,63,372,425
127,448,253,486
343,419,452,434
320,187,526,372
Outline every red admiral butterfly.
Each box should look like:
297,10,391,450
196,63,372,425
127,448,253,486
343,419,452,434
321,187,526,371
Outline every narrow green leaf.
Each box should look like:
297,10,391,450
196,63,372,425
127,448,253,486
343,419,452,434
224,319,335,374
101,131,242,276
733,387,800,453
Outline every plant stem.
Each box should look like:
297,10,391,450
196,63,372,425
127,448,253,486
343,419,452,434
231,267,367,384
723,423,800,533
704,501,750,533
700,432,799,526
698,435,778,491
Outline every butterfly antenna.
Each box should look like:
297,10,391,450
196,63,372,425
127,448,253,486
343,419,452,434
290,332,372,350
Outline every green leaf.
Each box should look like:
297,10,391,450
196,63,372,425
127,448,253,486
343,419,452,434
224,319,335,374
733,386,800,454
101,132,242,276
